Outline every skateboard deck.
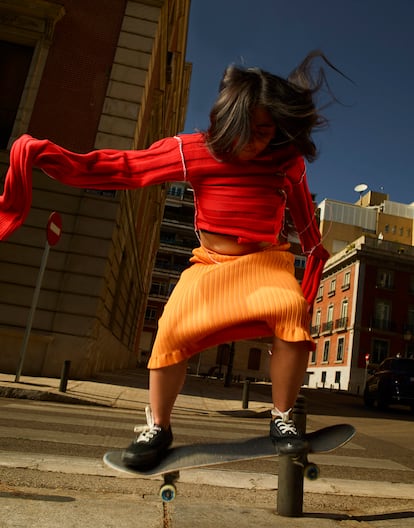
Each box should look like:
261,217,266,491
104,423,355,478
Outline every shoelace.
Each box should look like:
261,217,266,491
274,417,298,435
133,406,161,443
271,407,298,435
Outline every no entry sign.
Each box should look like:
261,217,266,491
46,211,62,246
15,210,63,381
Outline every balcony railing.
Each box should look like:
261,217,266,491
369,318,397,332
310,324,320,337
335,317,348,331
320,321,334,335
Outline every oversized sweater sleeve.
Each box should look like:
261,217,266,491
285,158,330,307
0,134,185,240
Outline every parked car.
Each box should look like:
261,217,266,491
363,357,414,411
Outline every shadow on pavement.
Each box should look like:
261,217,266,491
0,491,75,503
305,510,414,522
89,369,414,422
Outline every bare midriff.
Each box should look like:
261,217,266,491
199,230,273,256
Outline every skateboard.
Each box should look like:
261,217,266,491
104,423,355,502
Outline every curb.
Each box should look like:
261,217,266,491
0,386,106,407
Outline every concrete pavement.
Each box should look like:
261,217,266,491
1,369,414,526
0,368,275,414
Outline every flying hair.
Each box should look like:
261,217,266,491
206,50,351,162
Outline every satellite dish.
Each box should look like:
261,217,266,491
354,183,368,205
354,183,368,193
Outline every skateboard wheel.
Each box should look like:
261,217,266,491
159,483,176,502
304,463,319,480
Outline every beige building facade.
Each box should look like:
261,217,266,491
0,0,191,378
318,191,413,256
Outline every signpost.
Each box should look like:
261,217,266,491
15,212,62,382
46,212,62,246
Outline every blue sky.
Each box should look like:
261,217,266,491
183,0,414,206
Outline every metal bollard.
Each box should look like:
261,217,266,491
242,379,250,409
276,394,307,517
59,360,71,392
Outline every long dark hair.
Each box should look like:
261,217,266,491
206,50,347,162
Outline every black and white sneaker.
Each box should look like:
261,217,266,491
269,408,308,455
122,406,173,470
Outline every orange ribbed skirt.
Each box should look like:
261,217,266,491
147,244,315,369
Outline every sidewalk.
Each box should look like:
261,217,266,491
0,368,272,413
1,369,414,527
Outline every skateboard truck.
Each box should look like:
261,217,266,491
302,458,320,480
159,470,179,502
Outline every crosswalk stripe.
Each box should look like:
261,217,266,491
0,406,268,434
1,401,265,428
0,400,364,452
0,424,269,447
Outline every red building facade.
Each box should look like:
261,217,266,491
309,236,414,394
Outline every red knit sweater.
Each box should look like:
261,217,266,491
0,133,329,305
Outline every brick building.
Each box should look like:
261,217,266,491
309,192,414,394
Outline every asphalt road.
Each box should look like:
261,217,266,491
1,387,413,482
0,386,414,527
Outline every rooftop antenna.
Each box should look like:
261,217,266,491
354,183,368,205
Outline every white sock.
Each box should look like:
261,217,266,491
271,407,292,423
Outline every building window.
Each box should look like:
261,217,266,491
160,230,177,245
216,343,230,368
316,284,323,301
0,1,65,147
373,300,392,330
328,278,336,297
310,349,316,364
336,337,345,362
168,184,184,198
327,304,334,331
168,281,177,295
340,299,349,320
376,269,394,289
294,255,306,269
311,310,321,336
336,299,348,330
408,306,414,332
315,310,321,328
371,339,389,364
149,281,170,297
321,305,334,334
0,41,34,148
334,371,341,386
322,341,330,362
342,271,351,290
145,307,157,321
248,347,262,370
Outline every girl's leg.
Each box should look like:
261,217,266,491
122,360,188,468
149,360,188,428
270,336,310,412
269,337,310,453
